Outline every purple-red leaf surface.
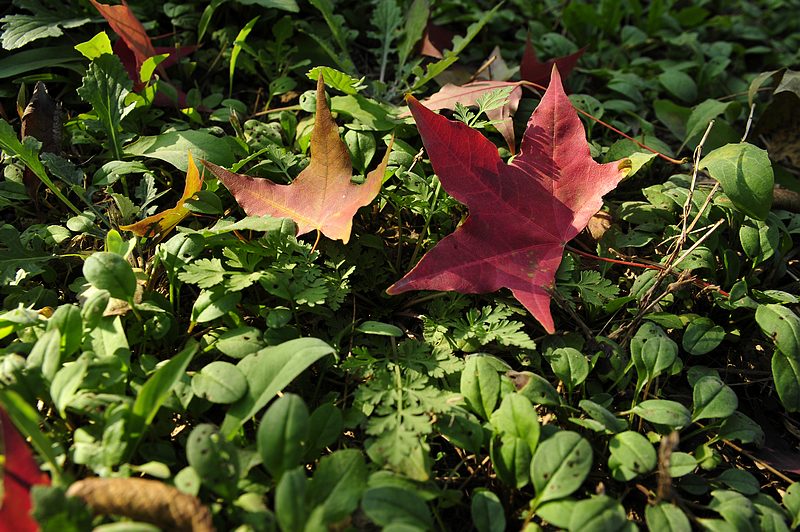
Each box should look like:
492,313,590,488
520,37,585,87
388,67,627,333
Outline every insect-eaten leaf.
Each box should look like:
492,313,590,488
388,67,627,333
203,75,393,244
119,152,203,238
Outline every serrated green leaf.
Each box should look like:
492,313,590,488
1,12,91,50
77,54,135,159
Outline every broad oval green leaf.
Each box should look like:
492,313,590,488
659,70,697,103
683,317,725,355
783,482,800,529
715,469,760,495
214,326,265,359
221,337,335,437
471,489,505,532
568,495,629,532
771,349,800,412
83,252,137,300
547,347,589,392
191,288,241,324
305,403,344,460
631,322,677,387
717,412,764,445
306,449,368,525
274,467,307,532
461,355,501,419
669,452,698,477
361,486,433,529
124,130,240,172
257,393,310,479
535,498,576,528
699,142,774,220
26,328,61,382
608,431,657,481
515,371,562,406
186,423,240,497
645,502,691,532
578,399,627,434
490,394,540,452
692,376,738,421
630,400,691,429
490,434,532,489
739,219,779,265
531,430,592,505
756,304,800,356
191,361,248,404
355,320,403,337
684,99,730,148
50,356,89,417
47,304,82,358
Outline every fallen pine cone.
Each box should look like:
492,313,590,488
66,477,214,532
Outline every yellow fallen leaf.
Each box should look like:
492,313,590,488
119,152,203,237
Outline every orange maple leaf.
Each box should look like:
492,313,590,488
202,75,393,244
119,152,203,237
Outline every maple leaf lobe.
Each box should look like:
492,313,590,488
389,67,625,333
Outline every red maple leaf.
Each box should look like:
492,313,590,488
90,0,195,105
203,75,392,244
0,408,50,532
387,67,627,333
520,37,585,88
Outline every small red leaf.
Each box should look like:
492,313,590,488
520,37,585,87
204,76,392,244
388,67,626,333
0,408,50,532
419,22,454,59
92,0,195,106
90,0,157,76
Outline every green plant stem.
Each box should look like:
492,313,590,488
409,178,441,267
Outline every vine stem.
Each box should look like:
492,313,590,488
565,245,663,271
519,81,686,165
565,245,729,297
